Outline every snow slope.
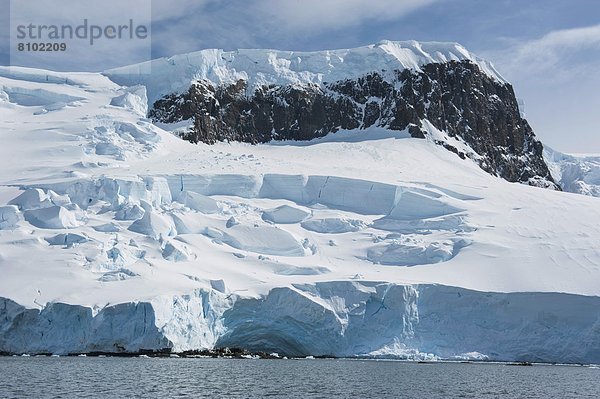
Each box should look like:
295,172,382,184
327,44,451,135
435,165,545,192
1,61,599,362
104,40,506,106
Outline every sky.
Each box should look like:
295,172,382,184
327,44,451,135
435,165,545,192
0,0,599,153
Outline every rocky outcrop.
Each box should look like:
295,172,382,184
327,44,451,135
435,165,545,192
150,60,557,189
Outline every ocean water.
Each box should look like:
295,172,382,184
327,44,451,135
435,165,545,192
1,357,599,398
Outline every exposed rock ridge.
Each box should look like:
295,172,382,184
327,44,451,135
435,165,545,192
150,60,557,188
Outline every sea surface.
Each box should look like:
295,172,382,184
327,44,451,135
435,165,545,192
1,357,599,398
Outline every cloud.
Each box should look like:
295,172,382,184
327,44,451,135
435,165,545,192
149,0,440,57
488,24,600,81
151,0,213,22
254,0,440,32
10,0,151,24
2,0,440,69
7,0,152,71
481,24,600,152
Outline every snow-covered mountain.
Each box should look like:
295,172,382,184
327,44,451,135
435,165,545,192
1,42,600,363
105,40,557,189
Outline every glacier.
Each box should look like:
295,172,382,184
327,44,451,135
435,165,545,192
1,43,600,363
2,283,599,363
545,147,600,197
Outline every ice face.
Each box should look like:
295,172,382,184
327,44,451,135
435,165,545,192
3,282,599,363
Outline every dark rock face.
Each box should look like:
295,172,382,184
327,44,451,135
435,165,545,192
149,60,557,188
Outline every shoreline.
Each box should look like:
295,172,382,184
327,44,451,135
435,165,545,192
1,349,597,368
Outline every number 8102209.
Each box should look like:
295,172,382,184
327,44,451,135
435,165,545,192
17,42,67,51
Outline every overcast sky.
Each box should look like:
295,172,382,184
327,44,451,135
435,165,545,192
1,0,598,153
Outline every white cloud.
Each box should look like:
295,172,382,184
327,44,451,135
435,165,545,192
255,0,439,32
489,24,600,80
8,0,152,71
148,0,441,62
482,24,600,152
10,0,152,24
6,0,439,68
151,0,213,22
